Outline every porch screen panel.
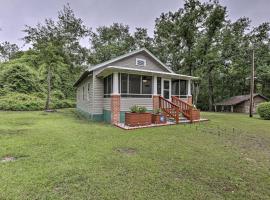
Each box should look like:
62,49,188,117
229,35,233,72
157,77,162,95
107,75,112,94
180,80,187,95
172,80,179,95
120,73,128,93
129,74,141,94
142,76,152,94
103,74,113,97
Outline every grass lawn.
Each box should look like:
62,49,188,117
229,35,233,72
0,109,270,200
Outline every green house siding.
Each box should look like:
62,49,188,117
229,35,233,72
76,108,153,124
92,114,104,122
76,108,104,122
103,110,111,123
120,111,125,123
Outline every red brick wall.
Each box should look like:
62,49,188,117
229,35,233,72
111,95,120,124
153,95,160,110
190,109,200,120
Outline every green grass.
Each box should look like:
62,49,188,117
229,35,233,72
0,109,269,200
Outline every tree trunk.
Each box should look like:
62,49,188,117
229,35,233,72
45,65,51,111
208,70,214,111
192,81,200,106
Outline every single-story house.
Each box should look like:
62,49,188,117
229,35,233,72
74,48,198,124
214,94,268,113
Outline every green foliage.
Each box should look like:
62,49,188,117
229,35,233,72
1,1,270,112
257,102,270,120
0,93,75,111
153,108,162,115
0,93,44,111
0,41,19,62
130,105,147,113
0,63,41,93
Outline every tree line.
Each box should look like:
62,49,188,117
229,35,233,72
0,0,269,111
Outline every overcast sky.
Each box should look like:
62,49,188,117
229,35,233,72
0,0,269,49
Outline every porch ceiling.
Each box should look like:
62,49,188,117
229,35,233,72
95,66,198,80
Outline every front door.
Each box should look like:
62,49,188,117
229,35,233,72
163,79,170,99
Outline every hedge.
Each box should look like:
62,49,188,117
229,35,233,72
0,93,75,111
257,102,270,120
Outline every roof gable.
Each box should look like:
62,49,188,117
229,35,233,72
88,48,174,74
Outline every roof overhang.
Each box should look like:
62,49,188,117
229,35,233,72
73,71,92,87
95,66,198,80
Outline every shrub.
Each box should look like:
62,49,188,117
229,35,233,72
0,93,44,111
0,92,75,111
153,108,162,115
51,99,75,109
130,105,147,113
0,63,41,94
257,102,270,120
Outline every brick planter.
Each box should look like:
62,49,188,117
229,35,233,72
190,109,200,121
125,112,152,127
152,114,167,124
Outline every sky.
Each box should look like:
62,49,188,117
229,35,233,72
0,0,269,49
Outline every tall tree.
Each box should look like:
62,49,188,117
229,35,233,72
88,23,135,65
198,1,226,111
0,42,19,62
23,4,90,100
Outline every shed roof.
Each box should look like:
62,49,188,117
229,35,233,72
215,94,269,106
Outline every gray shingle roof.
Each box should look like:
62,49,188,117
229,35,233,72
215,94,268,106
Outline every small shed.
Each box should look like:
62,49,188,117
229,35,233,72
214,94,268,113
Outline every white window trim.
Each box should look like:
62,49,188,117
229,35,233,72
135,58,146,67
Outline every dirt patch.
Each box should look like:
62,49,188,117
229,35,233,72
115,147,137,156
1,156,16,163
0,155,29,163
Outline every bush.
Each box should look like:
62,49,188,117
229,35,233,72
51,99,75,109
0,63,41,94
257,102,270,120
130,105,147,113
0,93,44,111
153,108,162,115
0,92,75,111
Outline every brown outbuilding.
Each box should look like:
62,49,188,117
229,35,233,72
214,94,268,113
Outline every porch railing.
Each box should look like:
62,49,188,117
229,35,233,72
171,96,194,122
159,96,179,124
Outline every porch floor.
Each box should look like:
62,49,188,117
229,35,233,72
115,118,209,130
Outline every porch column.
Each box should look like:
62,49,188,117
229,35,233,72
153,75,159,110
112,72,119,94
111,72,120,124
231,105,234,113
187,79,192,104
153,76,158,95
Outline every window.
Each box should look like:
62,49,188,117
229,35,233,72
136,58,146,66
87,82,91,100
163,80,170,99
142,76,152,94
172,80,180,96
118,73,152,97
120,73,128,93
157,77,161,95
129,74,141,94
104,74,113,97
180,80,188,95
